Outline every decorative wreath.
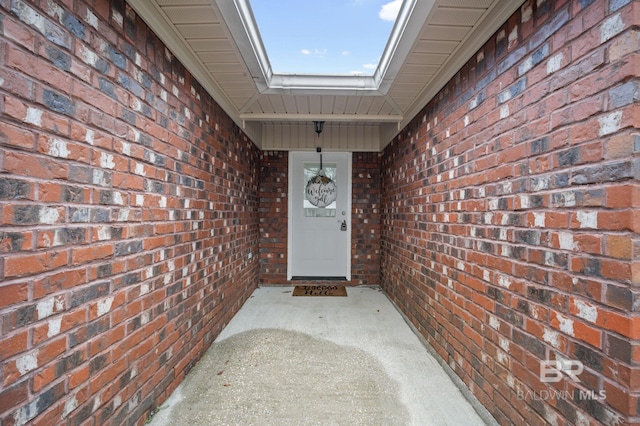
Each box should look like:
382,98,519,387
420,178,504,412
306,174,337,207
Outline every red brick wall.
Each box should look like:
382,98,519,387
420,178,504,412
381,0,639,424
259,151,382,286
0,1,260,425
259,151,288,282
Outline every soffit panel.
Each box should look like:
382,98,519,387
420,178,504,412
398,64,441,75
420,24,471,41
431,7,487,26
413,39,460,54
439,0,494,7
156,0,210,5
159,6,219,24
187,39,236,53
174,23,227,39
129,0,520,151
203,63,246,74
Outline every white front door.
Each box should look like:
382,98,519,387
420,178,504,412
288,151,352,280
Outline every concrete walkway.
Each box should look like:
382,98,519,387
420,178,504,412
149,286,496,425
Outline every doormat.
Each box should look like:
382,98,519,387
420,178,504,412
292,285,348,297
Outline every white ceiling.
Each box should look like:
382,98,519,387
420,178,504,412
127,0,521,151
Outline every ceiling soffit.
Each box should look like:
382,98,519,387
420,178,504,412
127,0,521,151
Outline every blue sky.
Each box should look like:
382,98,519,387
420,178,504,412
250,0,402,75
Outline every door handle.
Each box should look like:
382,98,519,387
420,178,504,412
340,220,347,231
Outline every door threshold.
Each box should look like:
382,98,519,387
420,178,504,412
291,276,347,281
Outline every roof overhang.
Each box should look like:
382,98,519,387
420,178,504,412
127,0,522,151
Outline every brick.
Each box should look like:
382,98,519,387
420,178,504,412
0,330,28,360
0,381,29,415
9,381,66,425
3,151,69,180
4,250,68,278
0,283,29,308
71,244,114,266
6,44,72,93
33,268,87,298
605,234,633,259
0,122,36,150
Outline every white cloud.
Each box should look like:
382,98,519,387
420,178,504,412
301,49,311,55
351,71,365,75
314,48,328,56
363,63,377,69
379,0,402,21
342,51,352,56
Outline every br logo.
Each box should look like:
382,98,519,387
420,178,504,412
540,360,583,383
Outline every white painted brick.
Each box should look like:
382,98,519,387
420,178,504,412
97,226,111,241
47,317,62,338
534,212,546,227
519,56,533,75
85,9,98,29
97,297,114,317
559,232,576,250
557,313,574,336
25,107,43,126
489,315,500,330
62,395,78,419
93,169,108,186
499,337,510,352
500,104,510,118
100,152,115,169
135,163,146,176
118,208,130,221
121,141,130,155
78,45,98,67
599,111,623,136
112,10,123,27
140,283,150,295
85,129,95,145
16,351,38,375
574,299,598,323
49,138,70,158
601,14,624,43
113,191,124,205
543,328,560,348
497,274,511,289
547,53,563,74
577,211,597,229
39,207,60,225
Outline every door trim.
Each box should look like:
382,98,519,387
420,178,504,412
287,151,352,281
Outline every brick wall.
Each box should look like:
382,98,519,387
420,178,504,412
259,151,381,286
259,151,288,283
381,0,639,425
0,1,260,425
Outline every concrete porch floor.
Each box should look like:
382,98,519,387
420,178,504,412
148,286,497,425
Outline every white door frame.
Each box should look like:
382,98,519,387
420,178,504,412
287,151,352,281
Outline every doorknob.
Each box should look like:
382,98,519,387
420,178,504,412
340,220,347,231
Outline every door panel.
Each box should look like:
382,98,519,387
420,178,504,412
288,152,351,279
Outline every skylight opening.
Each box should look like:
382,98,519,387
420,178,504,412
249,0,402,76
